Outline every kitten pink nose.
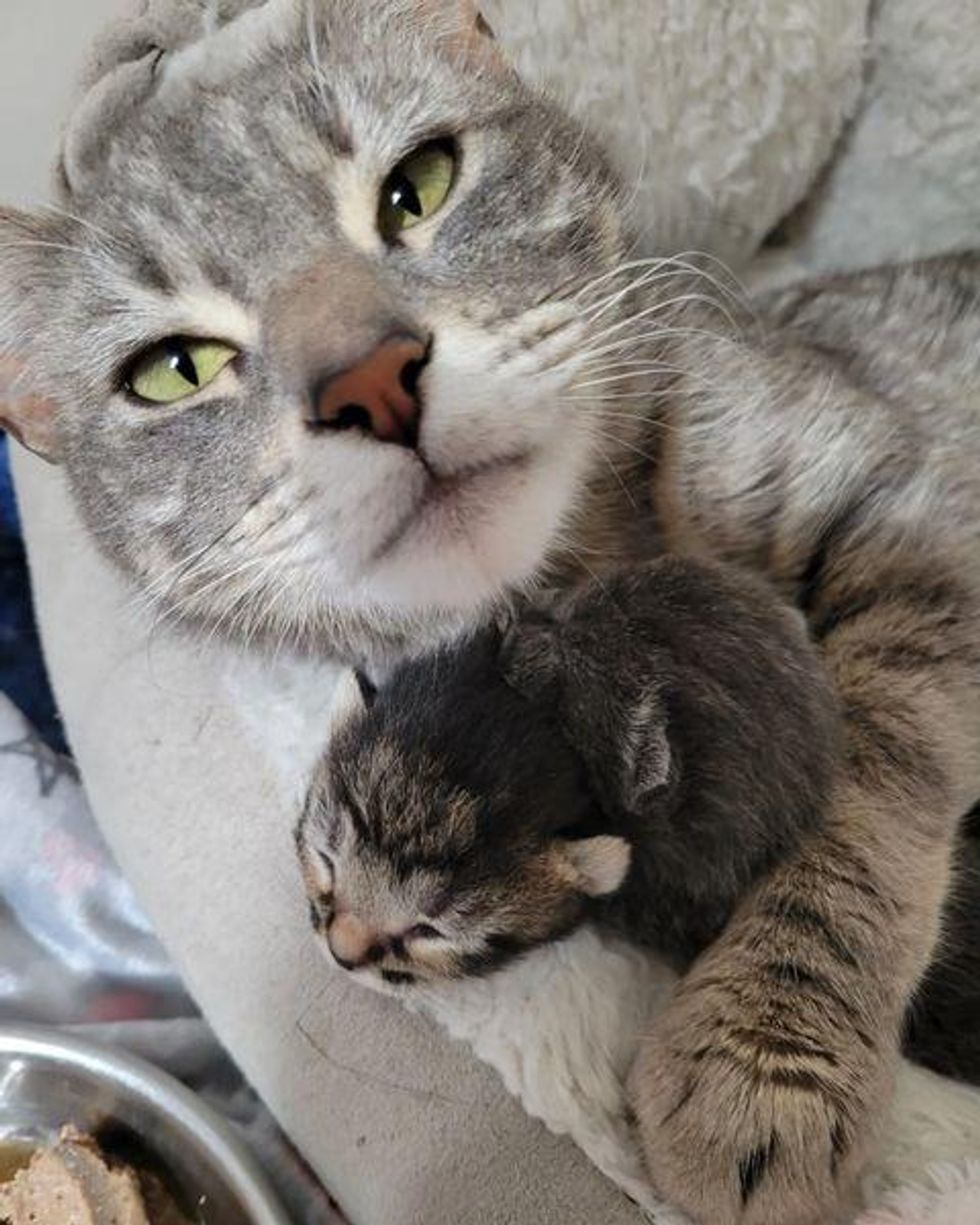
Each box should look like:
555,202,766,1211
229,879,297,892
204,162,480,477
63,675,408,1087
327,912,382,970
311,336,428,448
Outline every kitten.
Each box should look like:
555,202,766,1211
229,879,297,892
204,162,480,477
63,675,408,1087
295,556,840,986
3,3,980,1221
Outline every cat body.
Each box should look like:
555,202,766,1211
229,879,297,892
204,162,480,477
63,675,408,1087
2,4,980,1222
296,556,840,979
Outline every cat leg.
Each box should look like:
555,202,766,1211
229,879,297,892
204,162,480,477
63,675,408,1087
630,606,980,1224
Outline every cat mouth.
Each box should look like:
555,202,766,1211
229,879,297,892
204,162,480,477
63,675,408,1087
422,450,530,503
370,449,531,563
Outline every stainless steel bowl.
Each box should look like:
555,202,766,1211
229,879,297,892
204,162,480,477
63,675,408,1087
0,1024,292,1224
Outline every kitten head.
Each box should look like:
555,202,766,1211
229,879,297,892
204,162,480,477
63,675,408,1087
0,0,633,660
295,654,630,991
499,589,676,817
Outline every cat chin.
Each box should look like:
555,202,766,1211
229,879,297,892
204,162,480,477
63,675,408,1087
353,437,591,615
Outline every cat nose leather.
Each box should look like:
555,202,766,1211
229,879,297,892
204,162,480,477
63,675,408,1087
327,913,381,970
311,336,428,448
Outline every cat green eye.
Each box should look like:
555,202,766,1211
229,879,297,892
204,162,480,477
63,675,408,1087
126,338,238,405
379,139,458,240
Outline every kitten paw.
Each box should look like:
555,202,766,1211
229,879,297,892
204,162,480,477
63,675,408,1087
629,964,894,1225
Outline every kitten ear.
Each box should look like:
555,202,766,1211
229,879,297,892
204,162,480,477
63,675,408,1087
0,207,69,463
328,668,373,735
498,608,562,699
619,693,673,812
560,836,632,898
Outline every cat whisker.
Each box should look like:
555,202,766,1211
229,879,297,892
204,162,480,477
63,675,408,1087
304,1,331,115
570,255,692,302
579,271,697,327
570,366,690,391
578,322,739,364
596,444,640,512
42,204,137,257
571,356,688,373
168,541,311,647
663,249,755,316
138,474,293,607
0,239,97,261
618,125,653,220
587,424,661,467
585,407,680,435
573,251,747,317
530,318,725,387
211,560,284,653
571,370,726,398
582,291,738,353
534,254,690,316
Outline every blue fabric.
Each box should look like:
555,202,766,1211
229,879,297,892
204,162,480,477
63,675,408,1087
0,433,20,536
0,433,67,754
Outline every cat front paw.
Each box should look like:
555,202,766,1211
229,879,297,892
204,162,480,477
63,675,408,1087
629,964,895,1225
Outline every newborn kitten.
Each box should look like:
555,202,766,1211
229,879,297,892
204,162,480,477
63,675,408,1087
296,557,840,985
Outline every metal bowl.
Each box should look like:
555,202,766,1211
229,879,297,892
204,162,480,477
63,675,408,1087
0,1024,292,1224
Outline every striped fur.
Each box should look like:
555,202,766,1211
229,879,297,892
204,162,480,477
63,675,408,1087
626,258,980,1224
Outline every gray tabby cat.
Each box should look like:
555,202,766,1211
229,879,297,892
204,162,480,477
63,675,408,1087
296,556,841,980
2,2,980,1222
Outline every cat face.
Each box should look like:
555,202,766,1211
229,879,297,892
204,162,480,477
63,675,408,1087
294,671,630,991
0,0,631,659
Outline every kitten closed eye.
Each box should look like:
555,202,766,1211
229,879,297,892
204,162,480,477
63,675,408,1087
308,895,333,930
406,924,444,941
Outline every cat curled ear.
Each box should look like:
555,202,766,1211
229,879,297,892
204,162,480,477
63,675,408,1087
0,358,61,464
0,207,70,463
556,835,632,898
412,0,504,62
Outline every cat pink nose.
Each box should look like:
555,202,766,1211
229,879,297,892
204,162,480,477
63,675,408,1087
311,336,428,448
327,912,382,970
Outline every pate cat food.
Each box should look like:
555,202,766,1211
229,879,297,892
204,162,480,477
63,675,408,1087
0,1126,190,1225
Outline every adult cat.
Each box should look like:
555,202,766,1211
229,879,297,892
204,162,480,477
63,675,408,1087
1,2,979,1222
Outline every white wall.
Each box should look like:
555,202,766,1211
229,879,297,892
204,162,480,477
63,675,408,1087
0,0,128,206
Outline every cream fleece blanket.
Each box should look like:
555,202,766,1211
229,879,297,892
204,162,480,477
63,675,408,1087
7,1,980,1223
495,0,980,279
